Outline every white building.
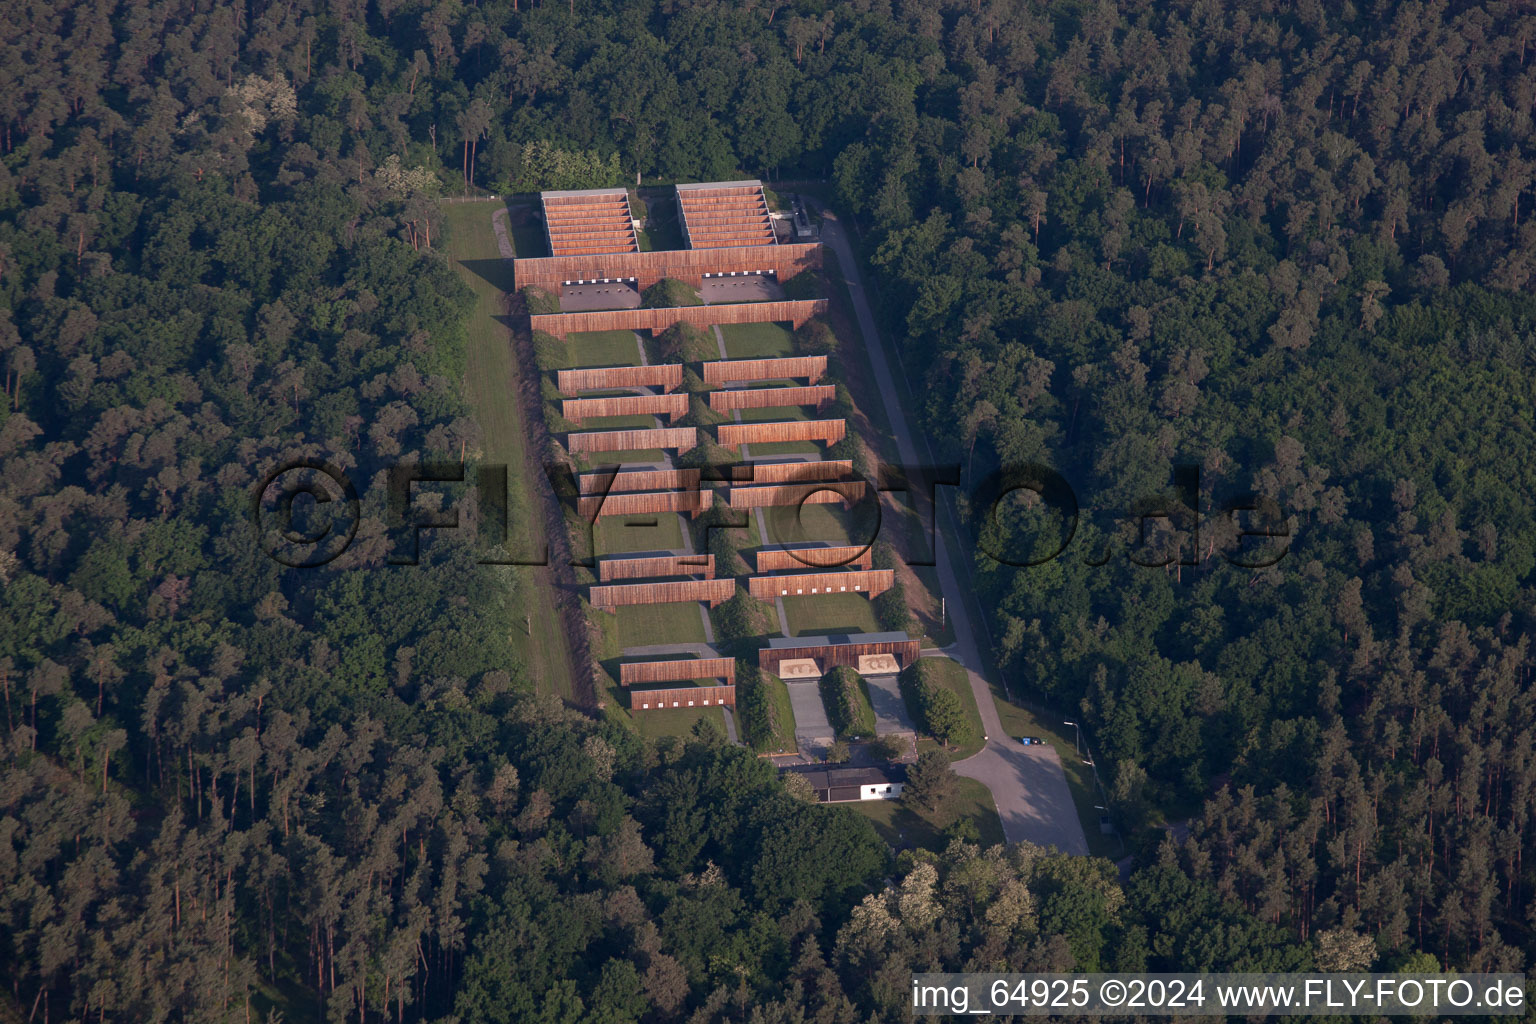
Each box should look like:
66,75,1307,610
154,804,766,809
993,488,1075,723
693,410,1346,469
784,764,906,802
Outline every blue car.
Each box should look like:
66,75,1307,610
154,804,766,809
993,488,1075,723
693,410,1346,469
1019,736,1044,746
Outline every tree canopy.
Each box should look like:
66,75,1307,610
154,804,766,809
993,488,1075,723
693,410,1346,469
2,0,1533,1018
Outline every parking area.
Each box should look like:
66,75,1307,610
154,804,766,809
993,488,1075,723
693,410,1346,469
560,282,641,311
700,274,783,304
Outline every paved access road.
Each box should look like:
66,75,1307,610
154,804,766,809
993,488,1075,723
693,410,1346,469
863,674,916,734
919,651,1086,854
811,202,1090,856
784,679,835,758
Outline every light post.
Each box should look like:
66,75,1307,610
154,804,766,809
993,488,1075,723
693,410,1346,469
1065,720,1124,853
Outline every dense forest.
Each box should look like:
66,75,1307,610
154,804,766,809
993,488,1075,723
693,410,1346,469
1,0,1532,1019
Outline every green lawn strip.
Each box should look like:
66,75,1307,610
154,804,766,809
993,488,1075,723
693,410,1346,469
612,601,709,647
593,514,685,556
781,592,881,637
568,413,666,431
847,776,1005,853
818,667,875,739
590,594,624,708
573,449,668,471
990,700,1120,858
909,656,986,761
734,508,765,550
737,404,811,422
631,704,728,742
740,440,822,457
758,501,854,548
443,201,578,701
725,378,800,388
851,677,878,737
757,671,798,754
569,329,643,367
640,332,665,364
718,320,794,358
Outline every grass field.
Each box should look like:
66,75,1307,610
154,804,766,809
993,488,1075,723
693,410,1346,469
594,513,685,556
630,704,727,742
442,200,579,700
782,592,881,636
718,320,794,357
612,601,709,647
758,501,855,547
572,413,665,431
599,668,728,743
569,329,643,367
741,439,821,457
848,776,1005,852
915,656,987,761
738,404,811,422
575,449,667,469
587,582,726,744
855,677,881,737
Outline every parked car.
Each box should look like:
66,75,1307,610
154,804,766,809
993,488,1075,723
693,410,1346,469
1018,736,1044,746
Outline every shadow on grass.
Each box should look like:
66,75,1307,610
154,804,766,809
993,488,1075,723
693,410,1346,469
459,257,516,292
849,777,1006,852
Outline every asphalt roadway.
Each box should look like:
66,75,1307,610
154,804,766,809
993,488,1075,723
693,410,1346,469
785,679,835,758
811,203,1091,857
863,673,916,733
